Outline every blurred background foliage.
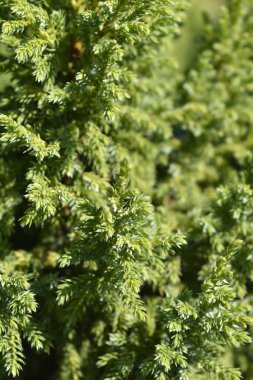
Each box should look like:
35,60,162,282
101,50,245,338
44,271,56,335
175,0,225,69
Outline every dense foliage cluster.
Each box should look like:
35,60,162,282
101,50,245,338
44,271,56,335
1,0,253,379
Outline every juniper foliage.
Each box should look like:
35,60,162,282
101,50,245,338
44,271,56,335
1,0,253,379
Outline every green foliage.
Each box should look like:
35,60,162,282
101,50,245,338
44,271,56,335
0,268,48,377
1,0,253,379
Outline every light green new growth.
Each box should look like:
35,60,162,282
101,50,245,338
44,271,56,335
1,0,253,379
